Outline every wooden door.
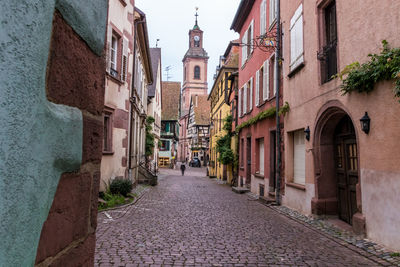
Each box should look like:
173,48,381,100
334,116,358,224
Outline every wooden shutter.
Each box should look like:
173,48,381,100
238,88,242,117
255,70,260,106
121,37,129,82
106,24,112,73
241,34,247,66
293,130,305,185
290,4,304,71
263,60,270,101
249,78,253,111
243,83,247,114
250,20,254,54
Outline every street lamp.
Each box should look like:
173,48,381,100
304,126,311,141
360,112,371,134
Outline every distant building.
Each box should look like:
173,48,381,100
147,47,163,172
209,40,239,182
187,95,210,165
160,81,181,167
178,11,209,162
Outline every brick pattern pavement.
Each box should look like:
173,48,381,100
95,168,381,266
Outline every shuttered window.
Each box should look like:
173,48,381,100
269,0,277,26
121,37,129,82
243,83,247,115
241,34,247,66
293,130,306,185
263,60,270,101
259,138,265,175
255,70,260,106
290,4,304,72
238,87,242,117
260,0,267,35
248,78,253,112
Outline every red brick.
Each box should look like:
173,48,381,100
90,172,101,230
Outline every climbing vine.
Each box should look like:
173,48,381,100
145,116,155,157
215,115,234,165
235,102,290,133
338,40,400,101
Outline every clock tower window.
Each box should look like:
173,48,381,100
194,66,200,79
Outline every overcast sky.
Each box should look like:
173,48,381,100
135,0,241,93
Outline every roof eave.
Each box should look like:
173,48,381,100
230,0,255,32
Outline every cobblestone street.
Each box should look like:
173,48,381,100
95,168,381,266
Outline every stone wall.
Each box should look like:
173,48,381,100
0,1,107,266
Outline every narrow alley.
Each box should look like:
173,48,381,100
95,168,380,266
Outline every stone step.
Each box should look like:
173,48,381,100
232,187,250,194
259,196,276,205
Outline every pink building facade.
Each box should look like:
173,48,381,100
281,0,400,250
232,0,284,198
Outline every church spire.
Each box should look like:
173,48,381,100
193,7,200,30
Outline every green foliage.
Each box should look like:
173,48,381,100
98,192,127,210
145,116,155,157
235,102,290,133
215,115,235,165
390,252,400,257
109,178,133,197
339,40,400,101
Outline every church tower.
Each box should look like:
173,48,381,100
181,10,209,115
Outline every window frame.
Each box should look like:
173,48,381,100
103,107,114,154
194,66,201,79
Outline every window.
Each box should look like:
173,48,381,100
111,36,117,71
241,20,254,66
320,1,338,83
243,84,247,115
194,66,200,79
160,140,170,151
103,108,113,153
257,138,265,175
290,4,304,72
238,87,242,117
293,130,305,185
247,78,253,112
240,139,244,167
219,110,222,131
263,60,270,101
260,0,267,35
269,0,277,26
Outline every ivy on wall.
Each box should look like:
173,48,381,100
215,115,234,165
235,102,290,133
338,40,400,101
145,116,155,157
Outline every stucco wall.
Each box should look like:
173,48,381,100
282,0,400,250
0,1,106,265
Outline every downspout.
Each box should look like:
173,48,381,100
128,17,145,182
275,0,282,205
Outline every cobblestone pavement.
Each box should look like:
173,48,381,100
95,168,383,266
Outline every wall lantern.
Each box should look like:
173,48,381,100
360,112,371,134
304,126,311,141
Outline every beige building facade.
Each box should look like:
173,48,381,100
281,0,400,250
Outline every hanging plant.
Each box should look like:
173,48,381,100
235,102,290,133
338,40,400,101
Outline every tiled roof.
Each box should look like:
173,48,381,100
148,48,161,97
192,95,210,125
162,81,181,121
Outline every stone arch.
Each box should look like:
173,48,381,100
311,100,361,219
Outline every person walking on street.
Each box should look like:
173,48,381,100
180,162,186,176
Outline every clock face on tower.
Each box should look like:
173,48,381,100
194,35,200,47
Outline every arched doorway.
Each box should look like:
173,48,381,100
312,102,362,227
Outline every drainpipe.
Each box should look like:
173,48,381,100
128,17,146,183
275,0,282,205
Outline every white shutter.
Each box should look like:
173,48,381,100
269,0,277,26
263,60,270,100
259,139,264,175
250,20,254,54
290,4,304,71
273,55,277,96
241,35,247,66
260,0,266,35
243,83,247,114
255,70,260,106
238,88,242,117
106,24,112,73
293,130,306,185
121,37,129,82
249,78,253,111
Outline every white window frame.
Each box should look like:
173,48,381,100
255,70,260,106
290,3,304,72
258,138,265,175
111,35,118,71
260,0,267,35
249,77,253,112
263,59,270,101
243,83,247,114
